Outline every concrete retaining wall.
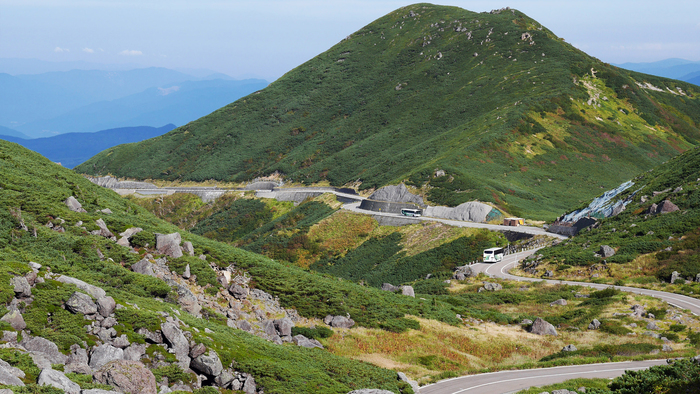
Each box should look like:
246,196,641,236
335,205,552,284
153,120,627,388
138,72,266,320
358,200,419,214
371,215,421,227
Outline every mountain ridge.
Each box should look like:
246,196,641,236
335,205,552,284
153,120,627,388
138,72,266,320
76,4,700,220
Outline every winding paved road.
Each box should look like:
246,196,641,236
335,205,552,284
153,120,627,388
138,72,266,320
421,249,700,393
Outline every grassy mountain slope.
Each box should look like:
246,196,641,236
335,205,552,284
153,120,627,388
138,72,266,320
0,124,176,168
77,4,700,220
518,145,700,293
2,139,474,393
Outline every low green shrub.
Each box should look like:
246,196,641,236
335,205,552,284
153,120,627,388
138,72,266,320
379,317,420,333
0,348,41,383
669,324,686,332
291,326,334,340
599,321,632,336
152,365,194,385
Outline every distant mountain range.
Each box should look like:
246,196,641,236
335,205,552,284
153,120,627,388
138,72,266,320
0,125,28,139
0,65,268,138
0,124,176,168
613,58,700,84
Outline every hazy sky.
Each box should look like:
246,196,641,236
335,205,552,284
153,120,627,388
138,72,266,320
2,0,699,80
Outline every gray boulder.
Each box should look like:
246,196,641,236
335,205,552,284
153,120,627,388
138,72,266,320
1,309,27,330
123,343,147,362
112,335,130,349
482,282,502,291
66,291,98,315
262,319,278,337
401,285,415,297
189,343,207,359
588,319,601,330
182,241,195,257
242,374,257,394
55,275,106,298
96,296,116,317
696,273,700,283
631,304,645,318
65,196,87,213
0,363,25,386
228,284,248,300
330,315,355,329
160,322,191,369
173,283,201,317
38,368,81,394
0,359,24,380
182,264,191,279
347,390,395,394
657,200,680,214
94,360,157,394
11,276,31,297
397,371,420,394
293,335,324,349
530,318,558,336
23,336,67,364
453,265,475,280
647,321,659,330
237,320,253,332
190,350,224,377
670,271,680,284
155,232,183,258
599,245,616,258
550,299,568,306
136,328,163,344
662,344,673,352
215,369,235,388
562,344,577,352
274,317,295,336
93,219,115,239
381,283,400,292
131,259,157,277
66,344,89,365
89,344,124,369
119,227,143,239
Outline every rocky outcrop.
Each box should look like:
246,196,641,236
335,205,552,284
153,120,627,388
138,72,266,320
274,317,295,337
94,360,157,394
530,318,557,336
155,232,183,258
11,276,32,297
326,315,355,329
368,183,424,206
293,335,324,349
65,196,87,213
424,201,496,223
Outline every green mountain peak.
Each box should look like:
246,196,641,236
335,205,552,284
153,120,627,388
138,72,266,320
76,3,700,219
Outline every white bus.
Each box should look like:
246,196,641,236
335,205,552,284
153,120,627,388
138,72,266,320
400,208,422,217
483,247,504,263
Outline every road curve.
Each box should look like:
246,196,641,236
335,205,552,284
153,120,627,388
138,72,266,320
473,249,700,316
421,249,700,393
419,360,668,394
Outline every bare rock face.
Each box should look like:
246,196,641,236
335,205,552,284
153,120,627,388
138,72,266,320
89,344,124,369
66,291,98,315
368,183,424,206
38,368,81,394
599,245,616,258
65,196,87,213
530,317,558,336
425,201,494,223
190,350,224,377
94,360,157,394
96,296,116,317
155,232,183,258
11,276,31,297
1,309,27,330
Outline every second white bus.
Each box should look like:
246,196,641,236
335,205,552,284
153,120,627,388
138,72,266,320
400,208,422,217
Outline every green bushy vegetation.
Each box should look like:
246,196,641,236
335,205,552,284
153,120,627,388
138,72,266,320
539,343,660,362
77,4,700,220
311,230,500,287
291,326,334,340
0,139,432,392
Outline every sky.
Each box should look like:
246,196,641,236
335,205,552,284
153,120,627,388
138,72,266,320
1,0,699,81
